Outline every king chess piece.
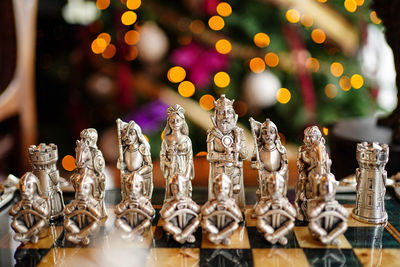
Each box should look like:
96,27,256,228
160,174,200,244
207,95,248,210
160,104,194,202
9,173,50,244
116,119,153,199
115,173,154,241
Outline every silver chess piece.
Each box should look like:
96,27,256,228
160,104,194,202
160,174,200,244
295,126,332,221
115,173,154,241
0,174,19,209
116,119,153,199
28,143,64,220
352,142,389,224
70,128,107,219
9,173,50,244
207,95,248,210
308,176,348,245
202,173,243,245
64,174,102,245
255,175,296,245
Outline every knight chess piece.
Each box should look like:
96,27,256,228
295,126,332,221
160,174,200,244
115,173,154,241
28,143,64,220
9,173,50,244
202,173,243,245
308,176,348,245
255,175,296,245
116,119,153,199
352,142,389,224
160,104,194,202
207,95,248,210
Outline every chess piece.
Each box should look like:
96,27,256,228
0,174,19,209
255,175,296,245
160,104,194,202
295,126,331,221
160,174,200,244
202,173,243,245
115,173,154,241
70,128,107,218
116,119,153,199
9,173,49,244
28,143,64,220
308,176,348,245
64,175,102,245
207,95,248,210
249,118,288,200
352,142,389,224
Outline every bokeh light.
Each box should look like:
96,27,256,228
62,155,76,171
91,38,107,54
126,0,141,10
355,0,364,5
249,57,265,73
253,33,270,48
167,66,186,83
121,11,137,26
178,81,195,97
161,130,164,140
324,84,338,99
277,88,291,104
301,14,314,27
124,30,140,45
311,29,326,44
351,74,364,89
124,46,138,61
216,2,232,17
215,39,232,54
264,52,279,68
305,57,320,72
286,9,300,23
96,0,110,10
344,0,357,13
102,44,116,59
339,76,351,91
196,151,207,157
208,16,225,31
318,0,327,2
190,20,205,34
199,94,215,110
330,62,344,77
214,72,230,88
233,101,247,117
97,33,111,45
370,11,382,24
323,127,329,135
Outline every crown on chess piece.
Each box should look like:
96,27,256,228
214,94,234,111
28,143,58,166
167,104,185,116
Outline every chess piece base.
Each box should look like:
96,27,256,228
351,209,388,225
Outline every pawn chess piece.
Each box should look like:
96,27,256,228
308,176,348,245
116,119,153,199
202,173,243,245
255,175,296,245
115,173,154,241
9,173,50,244
160,174,200,244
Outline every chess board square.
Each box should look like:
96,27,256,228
353,248,400,266
151,226,202,248
147,248,199,267
294,226,352,249
200,249,252,267
252,248,308,267
344,226,400,248
201,225,250,249
14,248,50,267
247,227,299,248
16,226,64,249
302,248,362,267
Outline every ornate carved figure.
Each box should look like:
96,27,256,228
207,95,248,210
255,175,296,245
117,119,153,199
160,174,200,244
115,173,154,241
202,174,243,245
295,126,331,221
64,175,102,245
308,176,348,245
0,174,19,209
9,173,49,244
160,105,194,202
249,118,288,200
28,143,64,219
71,128,107,218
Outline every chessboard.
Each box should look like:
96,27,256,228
1,188,400,267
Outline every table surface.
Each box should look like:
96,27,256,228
1,187,400,267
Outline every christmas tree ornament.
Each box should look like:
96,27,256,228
137,22,169,64
243,71,280,109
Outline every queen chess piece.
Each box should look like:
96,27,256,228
160,174,200,244
115,173,154,241
202,173,243,245
9,173,50,244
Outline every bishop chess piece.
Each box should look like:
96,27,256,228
352,142,389,224
207,95,248,210
115,173,154,241
160,174,200,244
116,119,153,199
9,173,50,244
202,173,243,245
160,104,194,202
308,176,348,245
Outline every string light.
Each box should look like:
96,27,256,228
277,88,291,104
253,33,270,48
124,30,140,45
178,81,195,97
199,94,215,110
344,0,357,13
330,62,344,77
102,44,116,59
208,16,225,31
62,155,76,171
126,0,141,10
196,151,207,157
124,46,138,61
215,39,232,54
323,127,329,135
121,11,137,26
265,52,279,68
324,84,338,99
167,66,186,83
301,14,314,27
97,33,111,45
190,20,205,34
249,57,265,73
305,58,320,72
286,9,300,23
339,76,351,91
216,2,232,17
351,74,364,89
91,38,107,54
311,29,326,44
96,0,110,10
355,0,364,6
370,11,382,24
214,72,230,88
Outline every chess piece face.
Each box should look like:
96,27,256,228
213,95,238,135
168,112,184,132
123,126,139,146
80,128,98,148
303,126,323,147
75,140,92,169
260,120,278,146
